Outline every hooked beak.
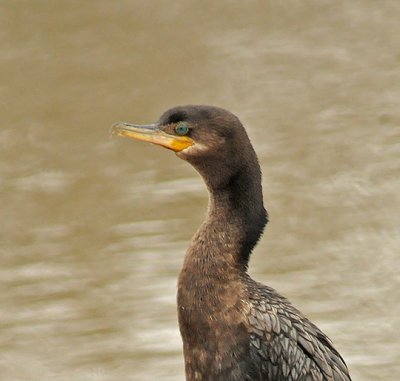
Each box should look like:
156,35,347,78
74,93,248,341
111,122,194,152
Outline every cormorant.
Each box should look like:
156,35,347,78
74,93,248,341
112,105,352,381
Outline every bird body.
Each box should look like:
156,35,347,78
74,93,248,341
112,105,352,381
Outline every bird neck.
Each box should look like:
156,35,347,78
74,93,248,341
187,165,268,273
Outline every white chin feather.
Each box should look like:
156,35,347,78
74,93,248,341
178,143,208,156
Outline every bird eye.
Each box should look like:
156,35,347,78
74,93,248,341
175,123,189,136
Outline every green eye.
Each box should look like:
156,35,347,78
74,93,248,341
175,123,189,136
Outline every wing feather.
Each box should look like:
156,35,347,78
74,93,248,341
247,283,351,381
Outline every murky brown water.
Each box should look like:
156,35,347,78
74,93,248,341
1,1,399,380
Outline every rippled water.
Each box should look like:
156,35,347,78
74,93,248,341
1,2,399,380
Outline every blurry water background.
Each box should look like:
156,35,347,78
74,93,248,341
1,1,399,380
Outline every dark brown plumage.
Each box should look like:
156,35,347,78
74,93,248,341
113,105,352,381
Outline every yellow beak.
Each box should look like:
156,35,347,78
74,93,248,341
111,122,194,152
